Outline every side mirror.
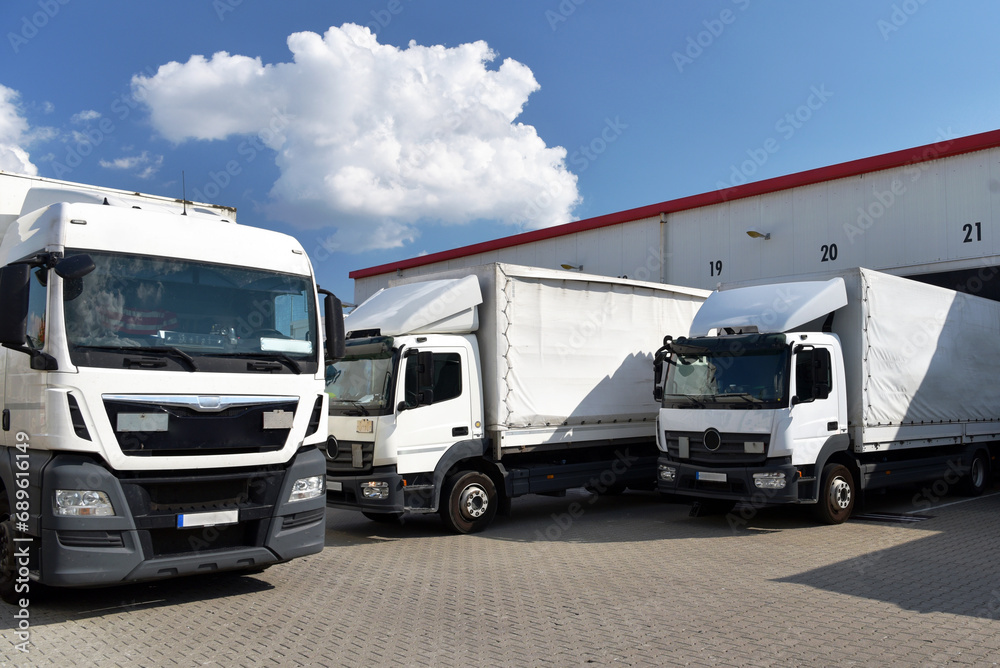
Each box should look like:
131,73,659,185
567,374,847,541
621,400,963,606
397,350,435,412
0,264,57,370
54,254,95,279
652,341,671,402
0,264,30,346
652,358,664,402
321,289,346,361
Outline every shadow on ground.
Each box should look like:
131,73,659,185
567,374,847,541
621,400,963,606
777,490,1000,620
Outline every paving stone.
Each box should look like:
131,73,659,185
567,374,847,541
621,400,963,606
2,487,1000,666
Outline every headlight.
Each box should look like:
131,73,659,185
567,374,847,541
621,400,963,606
289,475,325,502
753,472,786,490
55,489,115,516
360,481,390,500
658,465,677,482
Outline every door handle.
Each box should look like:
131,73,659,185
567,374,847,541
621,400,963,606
452,426,469,437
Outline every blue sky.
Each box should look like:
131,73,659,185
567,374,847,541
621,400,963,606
2,1,999,301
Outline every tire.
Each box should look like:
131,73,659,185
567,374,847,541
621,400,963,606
0,510,16,604
362,511,404,524
959,450,990,496
815,463,855,525
440,471,497,534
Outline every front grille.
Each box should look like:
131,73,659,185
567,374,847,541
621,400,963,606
146,523,262,556
118,465,286,559
105,398,297,456
143,476,251,513
323,439,374,474
664,430,770,465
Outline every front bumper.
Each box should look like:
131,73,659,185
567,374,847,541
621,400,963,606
657,456,801,504
325,466,407,513
36,448,326,588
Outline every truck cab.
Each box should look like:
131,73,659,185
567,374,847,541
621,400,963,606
0,185,343,601
323,275,494,532
655,330,850,519
654,276,855,522
654,270,998,524
325,332,485,517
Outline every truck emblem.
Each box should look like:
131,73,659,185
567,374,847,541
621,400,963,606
704,428,722,452
325,436,340,460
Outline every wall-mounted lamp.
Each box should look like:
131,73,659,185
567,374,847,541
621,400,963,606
746,230,771,240
560,263,583,271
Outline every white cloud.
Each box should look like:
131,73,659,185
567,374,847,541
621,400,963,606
99,150,163,179
71,109,102,124
132,23,580,251
0,84,38,175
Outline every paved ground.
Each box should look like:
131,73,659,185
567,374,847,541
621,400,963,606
3,482,1000,667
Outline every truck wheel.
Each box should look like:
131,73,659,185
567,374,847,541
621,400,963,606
815,464,855,525
362,511,404,524
959,450,990,496
0,511,16,604
440,471,497,534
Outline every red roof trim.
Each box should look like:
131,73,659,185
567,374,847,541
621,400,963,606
350,128,1000,279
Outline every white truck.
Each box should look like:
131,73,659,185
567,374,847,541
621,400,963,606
654,267,999,523
0,171,344,602
324,263,708,532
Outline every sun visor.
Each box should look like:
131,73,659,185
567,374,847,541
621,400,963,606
346,274,483,336
690,276,847,336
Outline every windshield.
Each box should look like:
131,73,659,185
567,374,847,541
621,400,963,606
326,357,394,414
63,250,318,373
662,334,789,409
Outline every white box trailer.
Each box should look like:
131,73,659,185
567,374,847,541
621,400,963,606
0,171,344,602
324,262,709,532
655,266,1000,523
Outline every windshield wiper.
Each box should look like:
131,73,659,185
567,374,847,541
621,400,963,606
348,401,369,416
715,392,764,404
661,393,706,408
81,345,198,371
221,352,302,374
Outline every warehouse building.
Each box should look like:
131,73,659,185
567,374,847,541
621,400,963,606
350,128,1000,304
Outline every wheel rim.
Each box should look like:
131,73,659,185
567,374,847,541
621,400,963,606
459,484,489,520
971,457,985,488
829,476,852,510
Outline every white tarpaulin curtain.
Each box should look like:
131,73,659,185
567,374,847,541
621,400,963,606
858,268,1000,427
492,276,704,429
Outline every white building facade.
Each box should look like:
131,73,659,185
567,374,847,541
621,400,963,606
351,129,1000,303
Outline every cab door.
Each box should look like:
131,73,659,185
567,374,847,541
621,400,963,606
393,346,474,475
789,344,841,465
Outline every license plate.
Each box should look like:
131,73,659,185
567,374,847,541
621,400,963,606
696,471,727,483
326,480,343,492
177,510,238,528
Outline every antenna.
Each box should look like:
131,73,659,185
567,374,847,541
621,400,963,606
182,171,188,215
